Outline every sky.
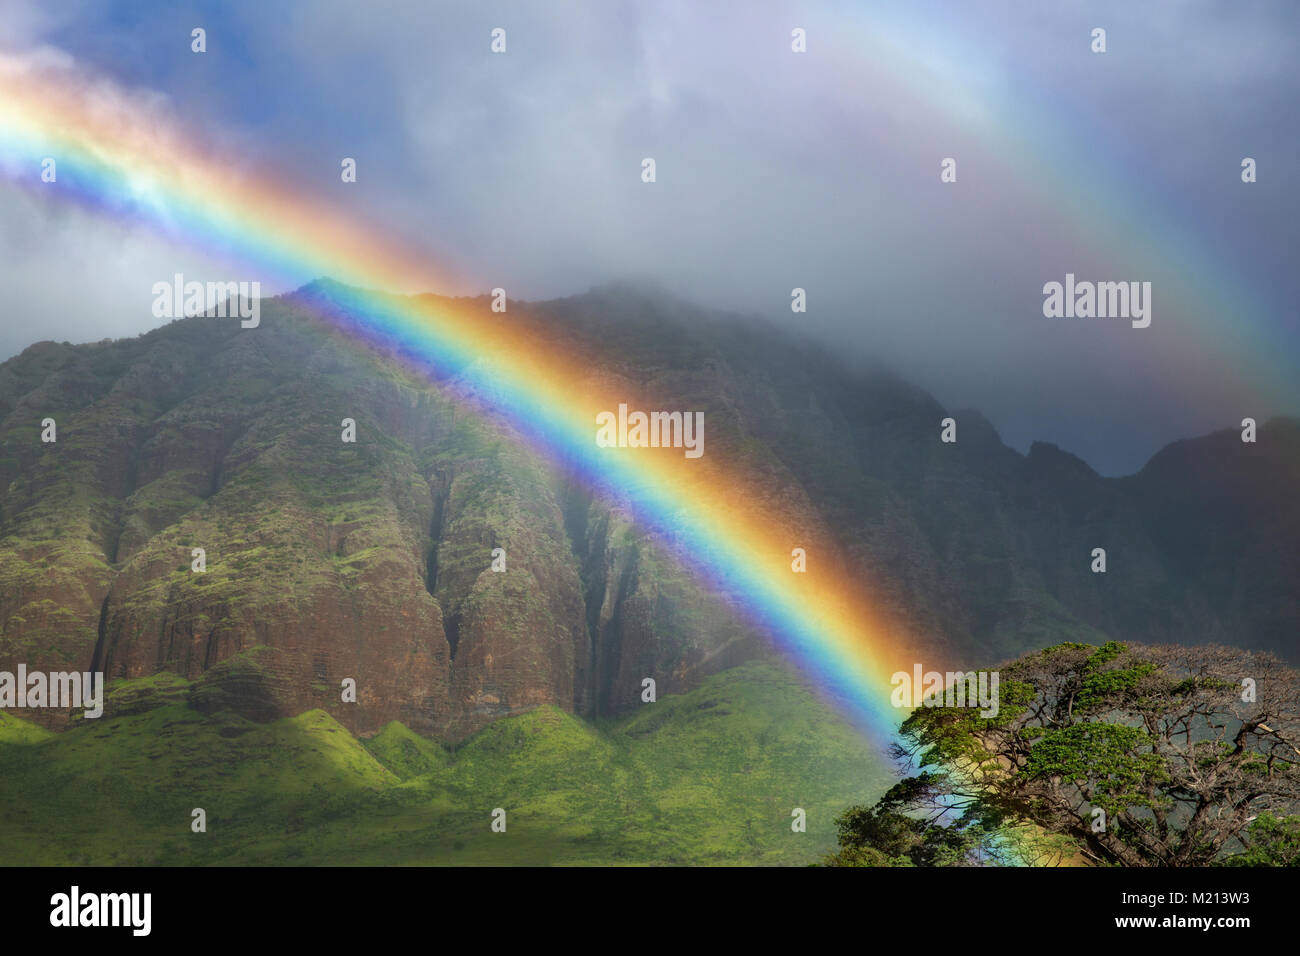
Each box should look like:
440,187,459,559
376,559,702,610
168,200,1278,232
0,0,1296,475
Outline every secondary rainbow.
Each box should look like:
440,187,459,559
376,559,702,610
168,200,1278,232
824,6,1299,414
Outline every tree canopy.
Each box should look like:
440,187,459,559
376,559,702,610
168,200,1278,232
826,641,1300,867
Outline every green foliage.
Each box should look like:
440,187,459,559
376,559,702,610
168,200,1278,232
1219,814,1300,867
364,722,450,780
826,780,969,866
0,660,893,865
1075,641,1156,712
829,641,1300,867
1021,723,1167,814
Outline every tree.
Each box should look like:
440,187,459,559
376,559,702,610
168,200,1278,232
1222,812,1300,866
827,642,1300,866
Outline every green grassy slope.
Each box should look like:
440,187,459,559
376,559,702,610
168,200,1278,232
0,660,892,865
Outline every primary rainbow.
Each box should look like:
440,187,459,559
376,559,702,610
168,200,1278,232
0,60,917,741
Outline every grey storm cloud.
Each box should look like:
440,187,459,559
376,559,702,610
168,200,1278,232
0,0,1296,474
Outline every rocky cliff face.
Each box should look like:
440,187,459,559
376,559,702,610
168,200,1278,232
0,285,772,736
1,281,1295,735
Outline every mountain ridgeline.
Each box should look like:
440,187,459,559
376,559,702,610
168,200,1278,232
1,280,1296,738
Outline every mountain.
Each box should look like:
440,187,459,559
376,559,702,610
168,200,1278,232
1,280,1296,742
